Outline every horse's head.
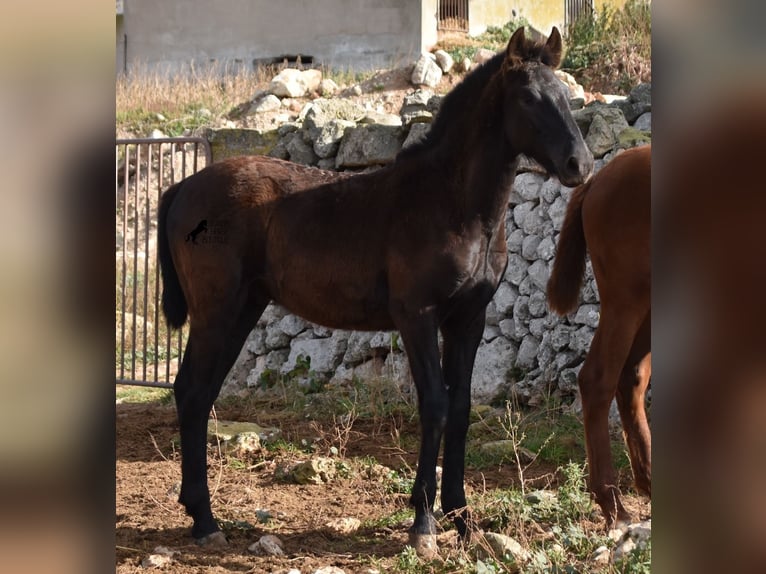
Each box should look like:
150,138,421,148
500,27,593,187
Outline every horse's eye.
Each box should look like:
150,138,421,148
520,91,537,105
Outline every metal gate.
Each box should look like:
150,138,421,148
565,0,595,28
437,0,469,33
115,137,211,388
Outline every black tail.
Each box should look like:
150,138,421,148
157,182,188,329
547,180,589,315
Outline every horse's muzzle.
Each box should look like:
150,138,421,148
559,147,594,187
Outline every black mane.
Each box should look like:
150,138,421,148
396,52,505,161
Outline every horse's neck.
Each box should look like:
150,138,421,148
436,85,518,229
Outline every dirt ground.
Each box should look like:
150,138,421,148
116,399,649,573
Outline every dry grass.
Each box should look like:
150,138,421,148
116,61,381,137
117,62,270,117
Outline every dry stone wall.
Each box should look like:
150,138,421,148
218,78,651,408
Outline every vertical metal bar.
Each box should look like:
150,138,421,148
131,144,140,380
120,145,130,380
142,143,151,382
116,144,120,378
178,144,187,369
155,142,162,383
166,144,175,385
178,144,187,368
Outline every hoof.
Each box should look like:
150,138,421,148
408,531,438,560
196,531,228,547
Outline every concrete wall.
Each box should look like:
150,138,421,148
469,0,516,36
469,0,631,38
119,0,437,74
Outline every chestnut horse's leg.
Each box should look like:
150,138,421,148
578,305,643,527
394,310,448,558
440,307,487,539
615,313,651,497
175,295,269,544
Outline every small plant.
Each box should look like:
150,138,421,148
556,461,592,521
363,507,413,531
385,468,415,495
395,545,421,571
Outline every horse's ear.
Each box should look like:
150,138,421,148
544,27,563,68
504,26,526,68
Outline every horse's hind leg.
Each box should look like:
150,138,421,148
615,312,651,497
440,307,486,540
175,293,269,544
578,305,641,527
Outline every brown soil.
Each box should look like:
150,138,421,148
116,401,649,573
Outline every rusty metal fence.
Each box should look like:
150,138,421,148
437,0,469,32
565,0,595,29
115,137,211,388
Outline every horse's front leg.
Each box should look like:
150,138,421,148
394,310,448,559
440,307,486,540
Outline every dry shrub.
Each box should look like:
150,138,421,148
563,0,651,94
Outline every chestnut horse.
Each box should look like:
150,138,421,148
547,144,651,527
158,27,593,556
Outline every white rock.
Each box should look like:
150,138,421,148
312,568,346,574
281,331,348,374
479,532,531,563
555,70,585,100
141,546,175,568
325,517,362,534
270,68,321,98
300,69,323,93
411,53,443,87
592,544,611,565
252,94,282,113
248,534,285,556
433,49,455,73
473,48,497,65
319,78,339,96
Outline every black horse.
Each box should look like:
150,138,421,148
158,27,592,557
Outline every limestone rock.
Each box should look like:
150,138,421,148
319,78,339,96
248,534,285,556
471,337,517,401
290,457,337,484
555,70,585,100
335,124,405,168
473,48,497,66
325,517,362,534
250,94,282,113
478,532,531,566
433,49,455,73
204,128,279,161
141,546,175,569
270,68,322,98
281,331,348,374
313,119,355,158
411,53,443,87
